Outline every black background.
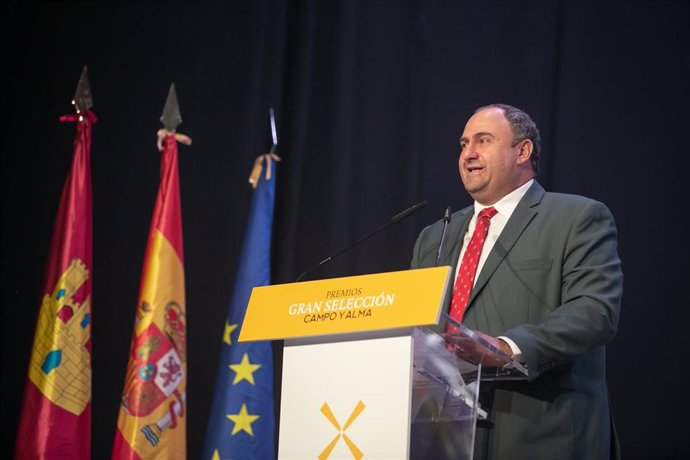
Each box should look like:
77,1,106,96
2,1,689,459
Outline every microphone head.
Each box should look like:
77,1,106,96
391,200,427,224
443,206,452,223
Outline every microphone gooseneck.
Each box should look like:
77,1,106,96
435,206,452,266
295,201,428,282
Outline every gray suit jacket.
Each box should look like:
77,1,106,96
410,181,623,460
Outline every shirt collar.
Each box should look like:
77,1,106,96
473,179,534,218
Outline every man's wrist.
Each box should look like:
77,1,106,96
497,335,522,361
497,339,513,356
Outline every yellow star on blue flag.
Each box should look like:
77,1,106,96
229,353,262,385
223,321,238,345
227,403,260,436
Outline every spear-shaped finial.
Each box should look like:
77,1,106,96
248,108,281,188
269,107,278,154
72,66,93,113
157,83,191,151
160,83,182,131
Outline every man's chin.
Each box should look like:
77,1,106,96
462,181,486,197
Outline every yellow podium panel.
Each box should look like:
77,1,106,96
239,266,450,342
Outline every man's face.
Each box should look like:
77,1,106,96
458,107,529,205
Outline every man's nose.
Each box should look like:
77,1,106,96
460,144,478,160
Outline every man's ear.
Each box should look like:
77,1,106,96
516,139,533,165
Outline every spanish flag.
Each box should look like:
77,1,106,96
14,106,95,458
112,131,187,460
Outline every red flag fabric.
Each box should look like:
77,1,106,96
112,133,186,459
14,111,95,460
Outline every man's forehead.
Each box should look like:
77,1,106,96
462,107,510,137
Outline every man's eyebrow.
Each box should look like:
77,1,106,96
460,132,496,143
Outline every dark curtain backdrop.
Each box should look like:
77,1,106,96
2,1,688,459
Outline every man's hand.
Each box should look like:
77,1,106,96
443,329,513,367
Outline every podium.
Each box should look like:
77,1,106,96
239,267,527,459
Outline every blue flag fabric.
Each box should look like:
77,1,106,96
202,163,276,460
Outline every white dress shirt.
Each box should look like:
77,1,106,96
455,179,534,360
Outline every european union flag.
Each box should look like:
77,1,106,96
202,157,277,460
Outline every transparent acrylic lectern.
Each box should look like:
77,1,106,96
410,319,527,459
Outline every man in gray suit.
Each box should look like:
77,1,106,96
410,104,622,459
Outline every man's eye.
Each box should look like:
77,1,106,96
479,137,490,144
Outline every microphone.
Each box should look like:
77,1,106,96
435,206,452,266
391,201,428,224
295,201,428,282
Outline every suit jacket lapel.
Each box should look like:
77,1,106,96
465,182,545,310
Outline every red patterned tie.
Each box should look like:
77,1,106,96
447,206,498,332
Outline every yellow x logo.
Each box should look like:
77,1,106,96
319,400,366,460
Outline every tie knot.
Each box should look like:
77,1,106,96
478,206,497,220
